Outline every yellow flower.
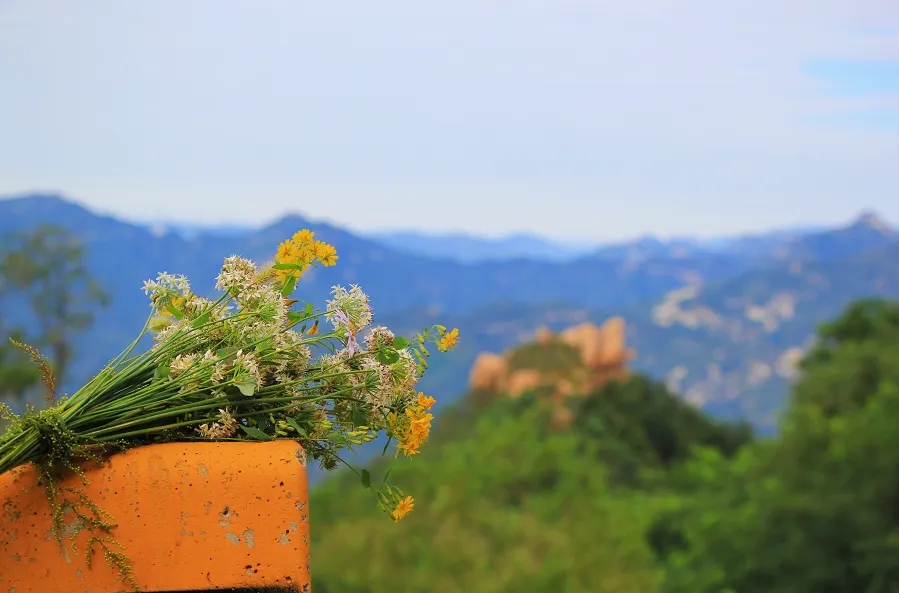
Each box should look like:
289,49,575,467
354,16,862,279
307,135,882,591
275,268,300,283
296,244,317,266
158,294,188,317
306,320,319,335
417,393,436,411
387,396,436,457
437,328,460,352
292,229,315,246
396,407,433,457
275,240,294,263
313,240,338,267
398,441,421,457
391,496,414,523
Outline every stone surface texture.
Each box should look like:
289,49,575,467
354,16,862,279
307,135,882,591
0,440,310,592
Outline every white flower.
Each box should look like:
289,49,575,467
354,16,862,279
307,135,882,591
152,321,186,346
196,408,239,440
142,271,192,309
364,326,395,350
360,357,394,412
215,255,258,292
239,284,288,326
326,285,373,331
234,349,259,376
169,353,199,377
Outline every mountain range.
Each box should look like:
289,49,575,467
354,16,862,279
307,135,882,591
146,214,830,263
0,192,897,433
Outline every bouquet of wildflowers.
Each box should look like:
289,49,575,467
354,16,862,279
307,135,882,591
0,229,459,531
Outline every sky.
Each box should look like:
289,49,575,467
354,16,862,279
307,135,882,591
0,1,897,241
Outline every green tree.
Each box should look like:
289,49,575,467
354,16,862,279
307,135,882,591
572,375,753,487
658,299,899,593
311,393,664,593
309,367,759,593
0,225,109,402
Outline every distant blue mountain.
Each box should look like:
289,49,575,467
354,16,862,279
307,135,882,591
364,225,847,263
0,192,896,439
363,230,597,262
138,208,865,265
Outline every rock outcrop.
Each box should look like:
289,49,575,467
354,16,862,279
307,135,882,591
469,352,508,392
468,317,635,415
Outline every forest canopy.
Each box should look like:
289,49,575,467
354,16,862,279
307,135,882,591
308,298,899,593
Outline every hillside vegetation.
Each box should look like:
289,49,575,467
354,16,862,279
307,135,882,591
310,298,899,593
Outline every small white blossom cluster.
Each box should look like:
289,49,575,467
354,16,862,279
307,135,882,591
196,408,239,439
142,271,190,300
142,247,427,443
326,285,373,331
209,349,262,390
215,255,257,293
364,326,396,350
316,324,421,416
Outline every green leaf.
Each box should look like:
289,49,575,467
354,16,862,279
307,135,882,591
217,346,239,359
326,431,348,446
284,417,308,437
240,425,273,441
352,406,368,427
376,348,400,366
236,379,256,396
165,303,184,319
190,310,211,328
304,303,314,316
287,311,305,324
273,263,299,270
360,469,371,489
393,336,410,350
281,275,298,297
153,361,171,381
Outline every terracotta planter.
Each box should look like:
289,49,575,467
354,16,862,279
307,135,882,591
0,440,311,592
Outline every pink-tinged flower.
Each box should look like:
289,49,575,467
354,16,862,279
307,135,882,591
332,309,358,356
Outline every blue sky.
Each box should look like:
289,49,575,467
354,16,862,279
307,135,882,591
0,0,897,241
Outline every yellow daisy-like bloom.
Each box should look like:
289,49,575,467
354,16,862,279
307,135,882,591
297,244,317,266
391,496,414,523
271,232,337,282
393,406,433,457
417,393,436,411
274,267,299,283
437,328,460,352
292,229,315,246
313,240,338,267
275,240,294,263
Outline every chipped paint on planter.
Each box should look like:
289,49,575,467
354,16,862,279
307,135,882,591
0,441,311,592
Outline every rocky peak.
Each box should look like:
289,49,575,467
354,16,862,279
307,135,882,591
468,317,636,425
